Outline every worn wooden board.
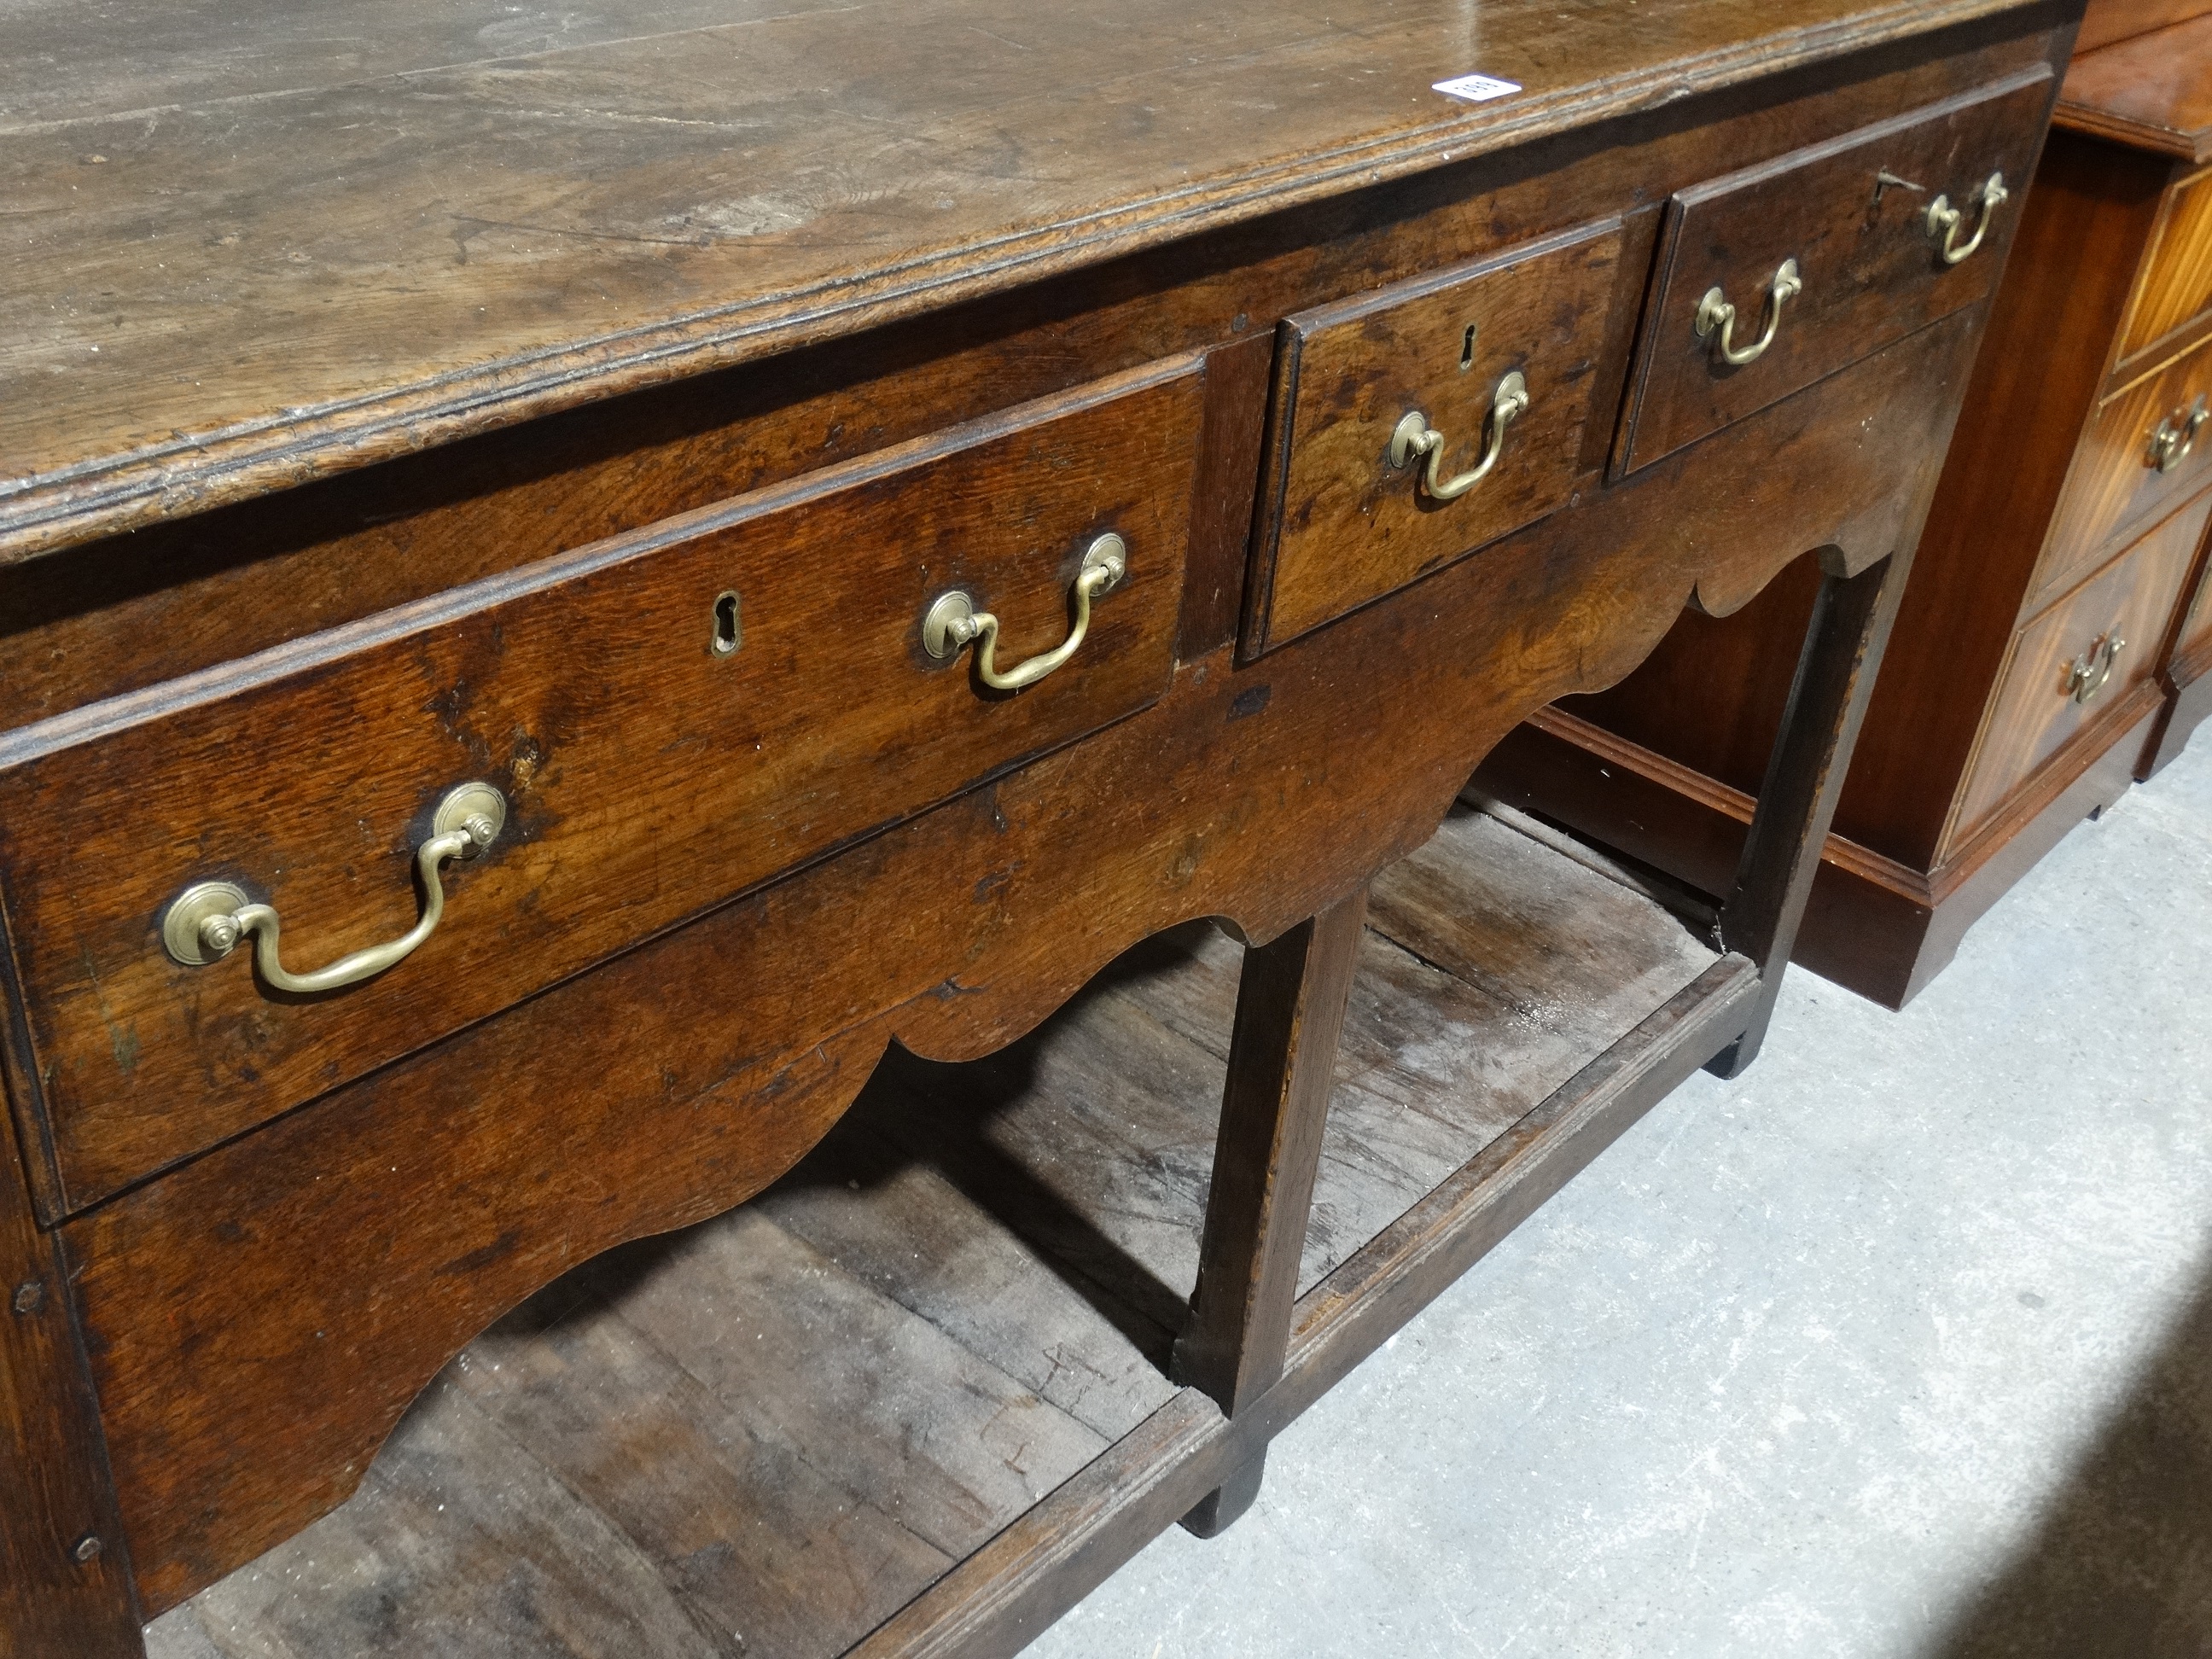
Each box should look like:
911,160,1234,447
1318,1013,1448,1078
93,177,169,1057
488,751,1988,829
0,0,2043,561
140,805,1712,1657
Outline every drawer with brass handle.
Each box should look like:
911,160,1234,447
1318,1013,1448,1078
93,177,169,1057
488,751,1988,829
1617,68,2052,473
2031,332,2212,609
1953,490,2212,843
1243,216,1633,655
0,355,1202,1214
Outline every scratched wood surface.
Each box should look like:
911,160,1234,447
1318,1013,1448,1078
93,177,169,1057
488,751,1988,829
0,0,2044,561
136,803,1714,1658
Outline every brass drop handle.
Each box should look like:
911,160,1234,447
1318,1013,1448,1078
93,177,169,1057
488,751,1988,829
1388,370,1531,501
2065,632,2126,705
1925,172,2009,265
923,533,1126,691
2150,395,2210,474
1696,259,1802,367
161,782,505,993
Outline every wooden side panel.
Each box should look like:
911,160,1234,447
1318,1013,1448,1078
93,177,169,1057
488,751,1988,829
0,359,1203,1216
0,1112,141,1656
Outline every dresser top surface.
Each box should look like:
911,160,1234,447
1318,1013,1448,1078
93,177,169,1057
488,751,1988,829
2057,10,2212,163
3,0,2043,565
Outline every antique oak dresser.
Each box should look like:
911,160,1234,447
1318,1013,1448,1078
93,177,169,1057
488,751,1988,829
1,2,2070,1653
1480,0,2212,1008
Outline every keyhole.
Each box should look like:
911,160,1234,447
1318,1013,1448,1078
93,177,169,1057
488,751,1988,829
710,590,742,657
1459,323,1477,372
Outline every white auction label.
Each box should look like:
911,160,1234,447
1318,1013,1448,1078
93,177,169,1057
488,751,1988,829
1432,73,1522,103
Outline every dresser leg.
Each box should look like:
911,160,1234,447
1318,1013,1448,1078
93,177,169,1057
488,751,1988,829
1,1126,143,1655
1172,888,1366,1536
1709,552,1907,1079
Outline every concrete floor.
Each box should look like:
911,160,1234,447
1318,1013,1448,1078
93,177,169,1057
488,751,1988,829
1027,732,2212,1659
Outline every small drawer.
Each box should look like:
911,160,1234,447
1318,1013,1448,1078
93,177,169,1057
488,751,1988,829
1243,218,1631,654
0,356,1203,1213
1952,490,2212,846
2118,164,2212,370
1617,69,2052,473
2033,335,2212,608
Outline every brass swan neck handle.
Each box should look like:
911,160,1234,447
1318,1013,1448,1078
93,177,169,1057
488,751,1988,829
162,782,505,994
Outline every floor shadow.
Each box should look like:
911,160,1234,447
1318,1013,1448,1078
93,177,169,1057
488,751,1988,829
476,920,1231,1379
1930,1267,2212,1658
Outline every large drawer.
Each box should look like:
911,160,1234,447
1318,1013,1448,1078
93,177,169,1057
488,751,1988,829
0,356,1204,1213
1243,217,1633,654
2032,332,2212,607
1952,489,2212,846
1617,69,2051,473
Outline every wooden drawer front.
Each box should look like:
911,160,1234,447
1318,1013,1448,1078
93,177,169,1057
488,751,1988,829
1244,218,1630,654
1618,70,2051,473
1953,491,2212,843
2119,166,2212,368
2034,333,2212,606
0,357,1203,1213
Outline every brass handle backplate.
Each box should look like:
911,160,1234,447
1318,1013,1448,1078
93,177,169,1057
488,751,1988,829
1388,370,1531,502
2065,632,2126,705
1696,259,1802,367
2150,395,2210,474
162,782,505,993
1925,172,2008,265
923,533,1126,691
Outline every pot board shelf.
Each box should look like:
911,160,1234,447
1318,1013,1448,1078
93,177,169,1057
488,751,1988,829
144,799,1749,1659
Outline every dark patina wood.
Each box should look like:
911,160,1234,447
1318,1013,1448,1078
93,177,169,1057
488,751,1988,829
1172,888,1366,1534
0,0,2074,1651
1483,10,2212,1010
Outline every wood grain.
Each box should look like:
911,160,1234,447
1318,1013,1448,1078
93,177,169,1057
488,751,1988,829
2075,0,2211,54
2058,9,2212,160
1246,216,1634,653
0,0,2058,565
63,316,1969,1619
2033,332,2212,608
1709,552,1904,1074
1173,889,1365,1534
1950,488,2212,843
0,19,2057,738
1619,70,2052,471
2120,166,2212,364
137,800,1719,1657
0,1075,142,1656
0,358,1202,1216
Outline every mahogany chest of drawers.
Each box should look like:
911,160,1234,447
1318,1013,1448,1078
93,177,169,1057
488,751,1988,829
0,3,2072,1652
1480,0,2212,1008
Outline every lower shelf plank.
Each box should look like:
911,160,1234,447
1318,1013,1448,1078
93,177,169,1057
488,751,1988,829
147,802,1732,1659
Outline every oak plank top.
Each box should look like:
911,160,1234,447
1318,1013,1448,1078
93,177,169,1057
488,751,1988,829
4,0,2040,564
2056,10,2212,161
